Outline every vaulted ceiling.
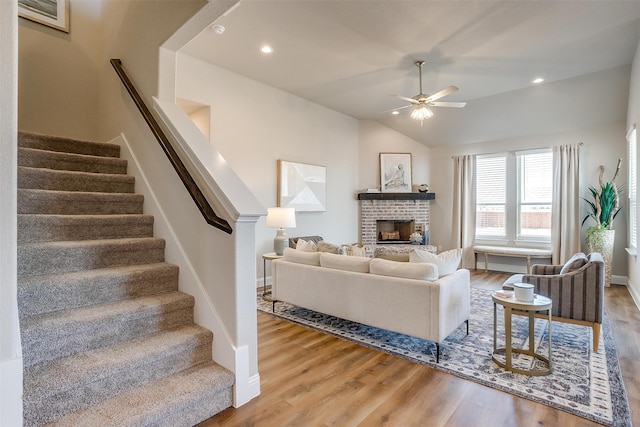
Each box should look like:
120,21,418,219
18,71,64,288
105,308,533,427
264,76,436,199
181,0,640,147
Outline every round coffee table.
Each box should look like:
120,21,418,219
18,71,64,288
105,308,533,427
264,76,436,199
492,291,553,376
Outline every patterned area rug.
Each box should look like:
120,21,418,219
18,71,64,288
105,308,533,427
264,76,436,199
257,288,631,426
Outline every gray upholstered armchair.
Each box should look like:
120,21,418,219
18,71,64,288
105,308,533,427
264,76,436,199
503,252,605,351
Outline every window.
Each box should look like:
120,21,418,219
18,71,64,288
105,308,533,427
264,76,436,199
629,125,637,249
476,155,506,239
518,151,552,240
475,150,552,244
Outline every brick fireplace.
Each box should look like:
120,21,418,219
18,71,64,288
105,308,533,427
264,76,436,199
358,193,433,248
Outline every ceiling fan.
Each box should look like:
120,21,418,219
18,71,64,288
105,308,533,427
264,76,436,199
387,60,466,126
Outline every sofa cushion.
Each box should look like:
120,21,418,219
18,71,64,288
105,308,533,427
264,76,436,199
296,238,318,252
560,252,588,274
320,252,370,273
317,241,343,254
409,248,463,277
283,247,321,266
370,258,438,281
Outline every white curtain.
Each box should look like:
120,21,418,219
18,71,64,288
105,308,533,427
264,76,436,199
452,155,476,268
552,144,581,264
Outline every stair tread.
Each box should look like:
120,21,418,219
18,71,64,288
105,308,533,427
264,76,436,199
18,132,121,158
18,237,167,277
18,146,127,172
18,262,180,317
18,213,153,223
19,236,164,249
19,188,143,200
18,262,177,287
45,361,234,427
23,324,212,399
19,165,135,182
18,213,154,225
21,290,193,331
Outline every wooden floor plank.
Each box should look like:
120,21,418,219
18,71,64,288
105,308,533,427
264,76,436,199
198,271,640,427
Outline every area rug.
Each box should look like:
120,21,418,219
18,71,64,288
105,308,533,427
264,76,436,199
257,288,631,427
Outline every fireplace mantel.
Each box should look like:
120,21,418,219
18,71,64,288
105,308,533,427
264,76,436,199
357,192,435,201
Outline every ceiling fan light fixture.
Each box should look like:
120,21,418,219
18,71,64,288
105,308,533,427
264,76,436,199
410,105,433,121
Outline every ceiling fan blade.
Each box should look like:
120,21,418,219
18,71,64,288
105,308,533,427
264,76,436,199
430,101,467,108
427,86,458,102
393,95,419,104
380,105,412,114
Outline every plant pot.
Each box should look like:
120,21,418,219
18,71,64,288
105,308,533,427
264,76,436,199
585,228,615,287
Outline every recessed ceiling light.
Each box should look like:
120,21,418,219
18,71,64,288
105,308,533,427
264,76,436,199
210,24,225,35
260,45,273,54
391,111,400,115
532,77,545,84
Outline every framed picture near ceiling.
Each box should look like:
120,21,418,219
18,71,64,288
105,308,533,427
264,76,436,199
18,0,69,33
278,160,326,212
380,152,412,193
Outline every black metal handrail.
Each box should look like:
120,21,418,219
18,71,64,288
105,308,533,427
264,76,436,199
110,59,232,234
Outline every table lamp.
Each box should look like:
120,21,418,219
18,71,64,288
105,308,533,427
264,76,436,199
266,207,296,255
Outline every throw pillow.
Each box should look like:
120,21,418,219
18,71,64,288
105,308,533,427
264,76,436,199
320,252,370,273
374,246,411,262
409,248,463,277
296,238,317,252
317,241,342,254
342,243,368,257
369,258,438,281
283,247,321,266
560,252,588,274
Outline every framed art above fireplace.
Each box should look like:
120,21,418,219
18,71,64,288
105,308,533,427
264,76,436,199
380,153,412,193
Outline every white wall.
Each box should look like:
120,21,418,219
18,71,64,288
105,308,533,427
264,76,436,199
0,1,22,425
358,120,431,191
627,40,640,307
176,53,362,279
19,0,103,140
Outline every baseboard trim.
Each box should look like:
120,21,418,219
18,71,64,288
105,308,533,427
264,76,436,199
0,357,23,426
626,279,640,311
611,274,627,286
233,345,260,407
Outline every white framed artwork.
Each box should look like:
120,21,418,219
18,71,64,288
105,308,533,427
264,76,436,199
19,0,69,33
278,160,326,212
380,152,412,193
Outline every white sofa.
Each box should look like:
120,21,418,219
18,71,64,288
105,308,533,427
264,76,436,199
271,248,471,362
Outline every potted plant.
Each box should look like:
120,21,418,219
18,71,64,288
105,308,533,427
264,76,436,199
582,158,622,286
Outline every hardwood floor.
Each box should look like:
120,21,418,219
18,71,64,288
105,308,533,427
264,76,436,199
199,271,640,427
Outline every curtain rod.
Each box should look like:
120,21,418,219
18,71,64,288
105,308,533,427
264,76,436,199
451,142,583,159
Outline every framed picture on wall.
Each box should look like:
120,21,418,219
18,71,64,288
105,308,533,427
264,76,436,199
278,160,327,212
19,0,69,33
380,152,412,193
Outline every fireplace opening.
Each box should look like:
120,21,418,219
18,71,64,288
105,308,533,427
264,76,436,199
377,219,414,244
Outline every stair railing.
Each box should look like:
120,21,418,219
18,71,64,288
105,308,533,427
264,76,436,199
110,58,232,234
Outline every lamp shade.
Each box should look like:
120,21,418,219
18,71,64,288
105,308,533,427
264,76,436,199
266,207,296,229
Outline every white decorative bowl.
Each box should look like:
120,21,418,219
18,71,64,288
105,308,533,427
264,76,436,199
513,283,534,302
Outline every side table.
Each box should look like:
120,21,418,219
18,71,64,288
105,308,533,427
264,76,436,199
492,291,553,376
262,252,282,298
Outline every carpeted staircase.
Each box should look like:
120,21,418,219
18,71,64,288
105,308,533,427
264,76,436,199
17,131,234,426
